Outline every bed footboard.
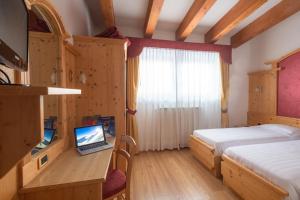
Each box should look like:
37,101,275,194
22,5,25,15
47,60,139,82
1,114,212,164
189,135,221,177
221,155,288,200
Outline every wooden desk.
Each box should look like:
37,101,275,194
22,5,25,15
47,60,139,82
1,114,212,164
20,138,115,200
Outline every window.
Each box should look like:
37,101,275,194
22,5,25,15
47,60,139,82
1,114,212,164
138,47,222,108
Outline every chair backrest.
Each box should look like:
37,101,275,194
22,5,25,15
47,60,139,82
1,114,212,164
115,149,133,199
120,135,137,156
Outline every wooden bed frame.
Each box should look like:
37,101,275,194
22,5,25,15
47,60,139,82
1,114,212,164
189,135,222,177
221,155,288,200
189,115,300,178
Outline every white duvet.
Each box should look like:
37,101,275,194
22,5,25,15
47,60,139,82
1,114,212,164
224,140,300,200
193,125,300,155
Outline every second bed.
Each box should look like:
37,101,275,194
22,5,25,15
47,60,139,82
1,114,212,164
189,124,300,177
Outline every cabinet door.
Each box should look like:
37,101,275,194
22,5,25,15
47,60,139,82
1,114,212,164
248,70,277,115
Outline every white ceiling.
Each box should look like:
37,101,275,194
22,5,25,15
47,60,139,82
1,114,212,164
86,0,281,38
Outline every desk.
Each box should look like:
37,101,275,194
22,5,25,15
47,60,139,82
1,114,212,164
20,138,115,200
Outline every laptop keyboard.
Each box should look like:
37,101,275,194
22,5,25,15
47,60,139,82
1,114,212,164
78,142,112,155
79,142,107,151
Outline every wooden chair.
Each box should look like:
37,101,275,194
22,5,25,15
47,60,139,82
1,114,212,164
120,135,137,156
103,149,133,200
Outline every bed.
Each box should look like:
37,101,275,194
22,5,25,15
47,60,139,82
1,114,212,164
189,124,300,177
222,140,300,200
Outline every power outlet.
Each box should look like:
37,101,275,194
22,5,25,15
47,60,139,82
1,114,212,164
38,154,48,169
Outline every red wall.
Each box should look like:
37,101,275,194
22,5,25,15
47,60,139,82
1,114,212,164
277,51,300,118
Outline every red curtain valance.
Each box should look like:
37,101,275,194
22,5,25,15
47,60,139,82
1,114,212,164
127,37,232,64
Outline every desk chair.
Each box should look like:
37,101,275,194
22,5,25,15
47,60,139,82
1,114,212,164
103,149,133,200
120,135,137,156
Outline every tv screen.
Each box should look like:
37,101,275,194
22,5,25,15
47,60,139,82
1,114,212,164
0,0,28,71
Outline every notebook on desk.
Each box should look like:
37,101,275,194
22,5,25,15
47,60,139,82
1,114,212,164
74,124,113,156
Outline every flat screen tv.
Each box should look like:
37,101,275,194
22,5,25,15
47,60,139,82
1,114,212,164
0,0,29,71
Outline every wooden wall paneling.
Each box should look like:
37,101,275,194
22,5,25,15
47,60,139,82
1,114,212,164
65,45,79,147
29,32,60,119
73,36,127,146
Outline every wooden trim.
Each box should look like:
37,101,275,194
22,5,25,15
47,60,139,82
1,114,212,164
231,0,300,48
144,0,164,38
99,0,115,28
73,35,128,46
222,155,288,200
205,0,267,43
29,31,56,39
176,0,216,41
189,135,221,177
64,42,80,57
26,0,71,40
248,113,300,128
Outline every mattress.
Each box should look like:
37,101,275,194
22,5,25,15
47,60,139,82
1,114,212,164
193,125,300,155
224,140,300,200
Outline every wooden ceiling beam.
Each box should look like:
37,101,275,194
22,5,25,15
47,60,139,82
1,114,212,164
176,0,216,41
144,0,164,38
205,0,267,43
99,0,115,28
231,0,300,48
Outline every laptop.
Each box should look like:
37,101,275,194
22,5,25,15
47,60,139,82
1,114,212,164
36,129,56,149
32,129,56,155
74,124,113,155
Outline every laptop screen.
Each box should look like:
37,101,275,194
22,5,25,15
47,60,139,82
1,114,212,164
74,125,105,147
36,129,55,149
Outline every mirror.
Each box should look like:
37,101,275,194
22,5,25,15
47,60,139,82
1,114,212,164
28,6,60,155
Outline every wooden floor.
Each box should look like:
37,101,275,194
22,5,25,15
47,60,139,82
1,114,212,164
131,149,239,200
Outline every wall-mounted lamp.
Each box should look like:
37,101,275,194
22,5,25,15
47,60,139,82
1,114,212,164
51,68,57,85
79,71,87,84
255,86,263,93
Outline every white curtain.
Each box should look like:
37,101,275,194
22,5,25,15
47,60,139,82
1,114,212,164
137,47,221,151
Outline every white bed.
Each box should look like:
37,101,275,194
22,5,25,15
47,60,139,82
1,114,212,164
224,140,300,200
193,124,300,156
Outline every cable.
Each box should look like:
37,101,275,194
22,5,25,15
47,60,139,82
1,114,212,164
0,63,11,84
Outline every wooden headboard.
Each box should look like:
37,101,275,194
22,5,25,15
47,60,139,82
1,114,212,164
248,48,300,128
248,113,300,128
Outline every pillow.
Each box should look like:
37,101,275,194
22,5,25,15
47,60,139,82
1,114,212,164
260,124,300,136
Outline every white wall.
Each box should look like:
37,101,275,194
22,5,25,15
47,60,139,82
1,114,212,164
229,12,300,126
49,0,93,35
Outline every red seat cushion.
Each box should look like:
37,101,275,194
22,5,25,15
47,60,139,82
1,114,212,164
103,169,126,199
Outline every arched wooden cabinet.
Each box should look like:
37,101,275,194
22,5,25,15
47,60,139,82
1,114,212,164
247,69,277,125
0,0,81,188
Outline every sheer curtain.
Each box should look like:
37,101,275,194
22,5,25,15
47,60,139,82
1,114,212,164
137,47,221,151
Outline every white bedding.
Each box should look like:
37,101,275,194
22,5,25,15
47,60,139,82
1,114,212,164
193,125,300,155
224,140,300,200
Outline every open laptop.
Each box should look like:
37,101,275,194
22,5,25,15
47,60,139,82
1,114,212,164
32,129,56,155
74,124,113,156
36,128,56,149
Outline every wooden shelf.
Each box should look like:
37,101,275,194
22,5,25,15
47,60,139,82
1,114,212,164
0,85,81,96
